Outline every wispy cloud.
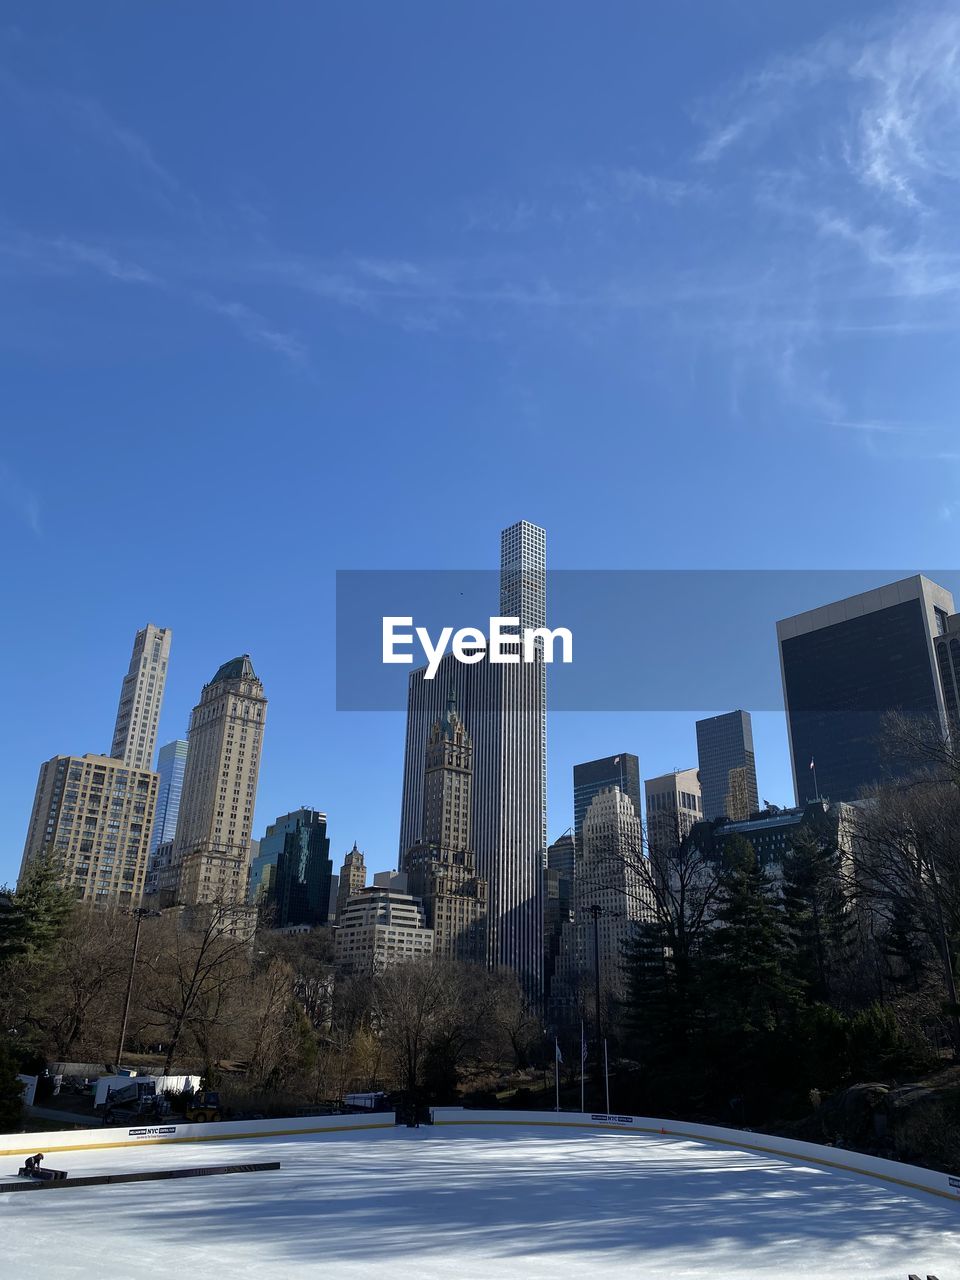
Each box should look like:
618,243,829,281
0,231,306,364
0,68,186,206
823,418,935,434
192,292,306,362
52,238,162,286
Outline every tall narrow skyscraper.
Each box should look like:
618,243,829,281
777,576,954,804
150,739,189,855
398,520,547,997
110,624,171,770
695,712,759,822
160,655,267,908
403,689,487,963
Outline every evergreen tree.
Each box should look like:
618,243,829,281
781,832,851,1004
0,851,73,972
706,835,798,1038
623,918,705,1057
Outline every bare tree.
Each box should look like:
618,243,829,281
141,902,253,1076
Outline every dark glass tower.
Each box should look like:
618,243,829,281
572,754,641,850
777,575,954,805
271,810,333,929
695,711,759,822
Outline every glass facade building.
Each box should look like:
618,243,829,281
778,576,954,805
150,739,188,855
251,807,333,928
695,711,759,822
572,754,641,851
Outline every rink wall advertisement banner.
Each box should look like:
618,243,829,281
429,1109,960,1202
0,1111,396,1157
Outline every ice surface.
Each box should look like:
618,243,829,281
2,1124,957,1279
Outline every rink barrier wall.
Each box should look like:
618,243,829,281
429,1108,960,1203
0,1111,396,1158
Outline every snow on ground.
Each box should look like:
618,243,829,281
2,1124,957,1279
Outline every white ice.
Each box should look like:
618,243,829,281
2,1124,957,1278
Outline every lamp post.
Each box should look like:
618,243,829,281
116,908,158,1071
588,903,603,1107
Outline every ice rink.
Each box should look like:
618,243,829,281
2,1124,957,1279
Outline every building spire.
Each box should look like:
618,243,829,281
440,682,459,739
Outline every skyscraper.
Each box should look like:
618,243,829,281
269,811,333,930
695,712,759,822
573,754,641,852
20,753,158,906
335,843,366,923
933,612,960,744
150,739,189,855
110,624,171,770
501,518,548,872
398,520,546,997
160,654,267,908
550,787,654,1017
250,808,333,927
403,690,487,963
644,768,702,862
543,832,575,1000
577,787,655,1003
777,575,954,805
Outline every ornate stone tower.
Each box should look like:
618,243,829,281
162,654,267,908
403,689,487,963
335,842,367,922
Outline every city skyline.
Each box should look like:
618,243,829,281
10,564,960,893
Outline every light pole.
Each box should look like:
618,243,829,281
589,903,603,1107
116,908,158,1071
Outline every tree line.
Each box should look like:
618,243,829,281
609,714,960,1155
0,863,540,1128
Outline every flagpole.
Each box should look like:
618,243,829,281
554,1038,560,1112
580,1020,585,1115
604,1039,610,1115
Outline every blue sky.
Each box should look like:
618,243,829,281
2,2,960,886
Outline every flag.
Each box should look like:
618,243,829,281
581,1029,588,1064
613,756,620,764
555,1038,563,1064
809,758,815,770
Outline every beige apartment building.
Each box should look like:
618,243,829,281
110,624,171,771
644,767,702,862
19,753,158,906
156,654,267,908
334,884,434,974
550,785,654,1012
